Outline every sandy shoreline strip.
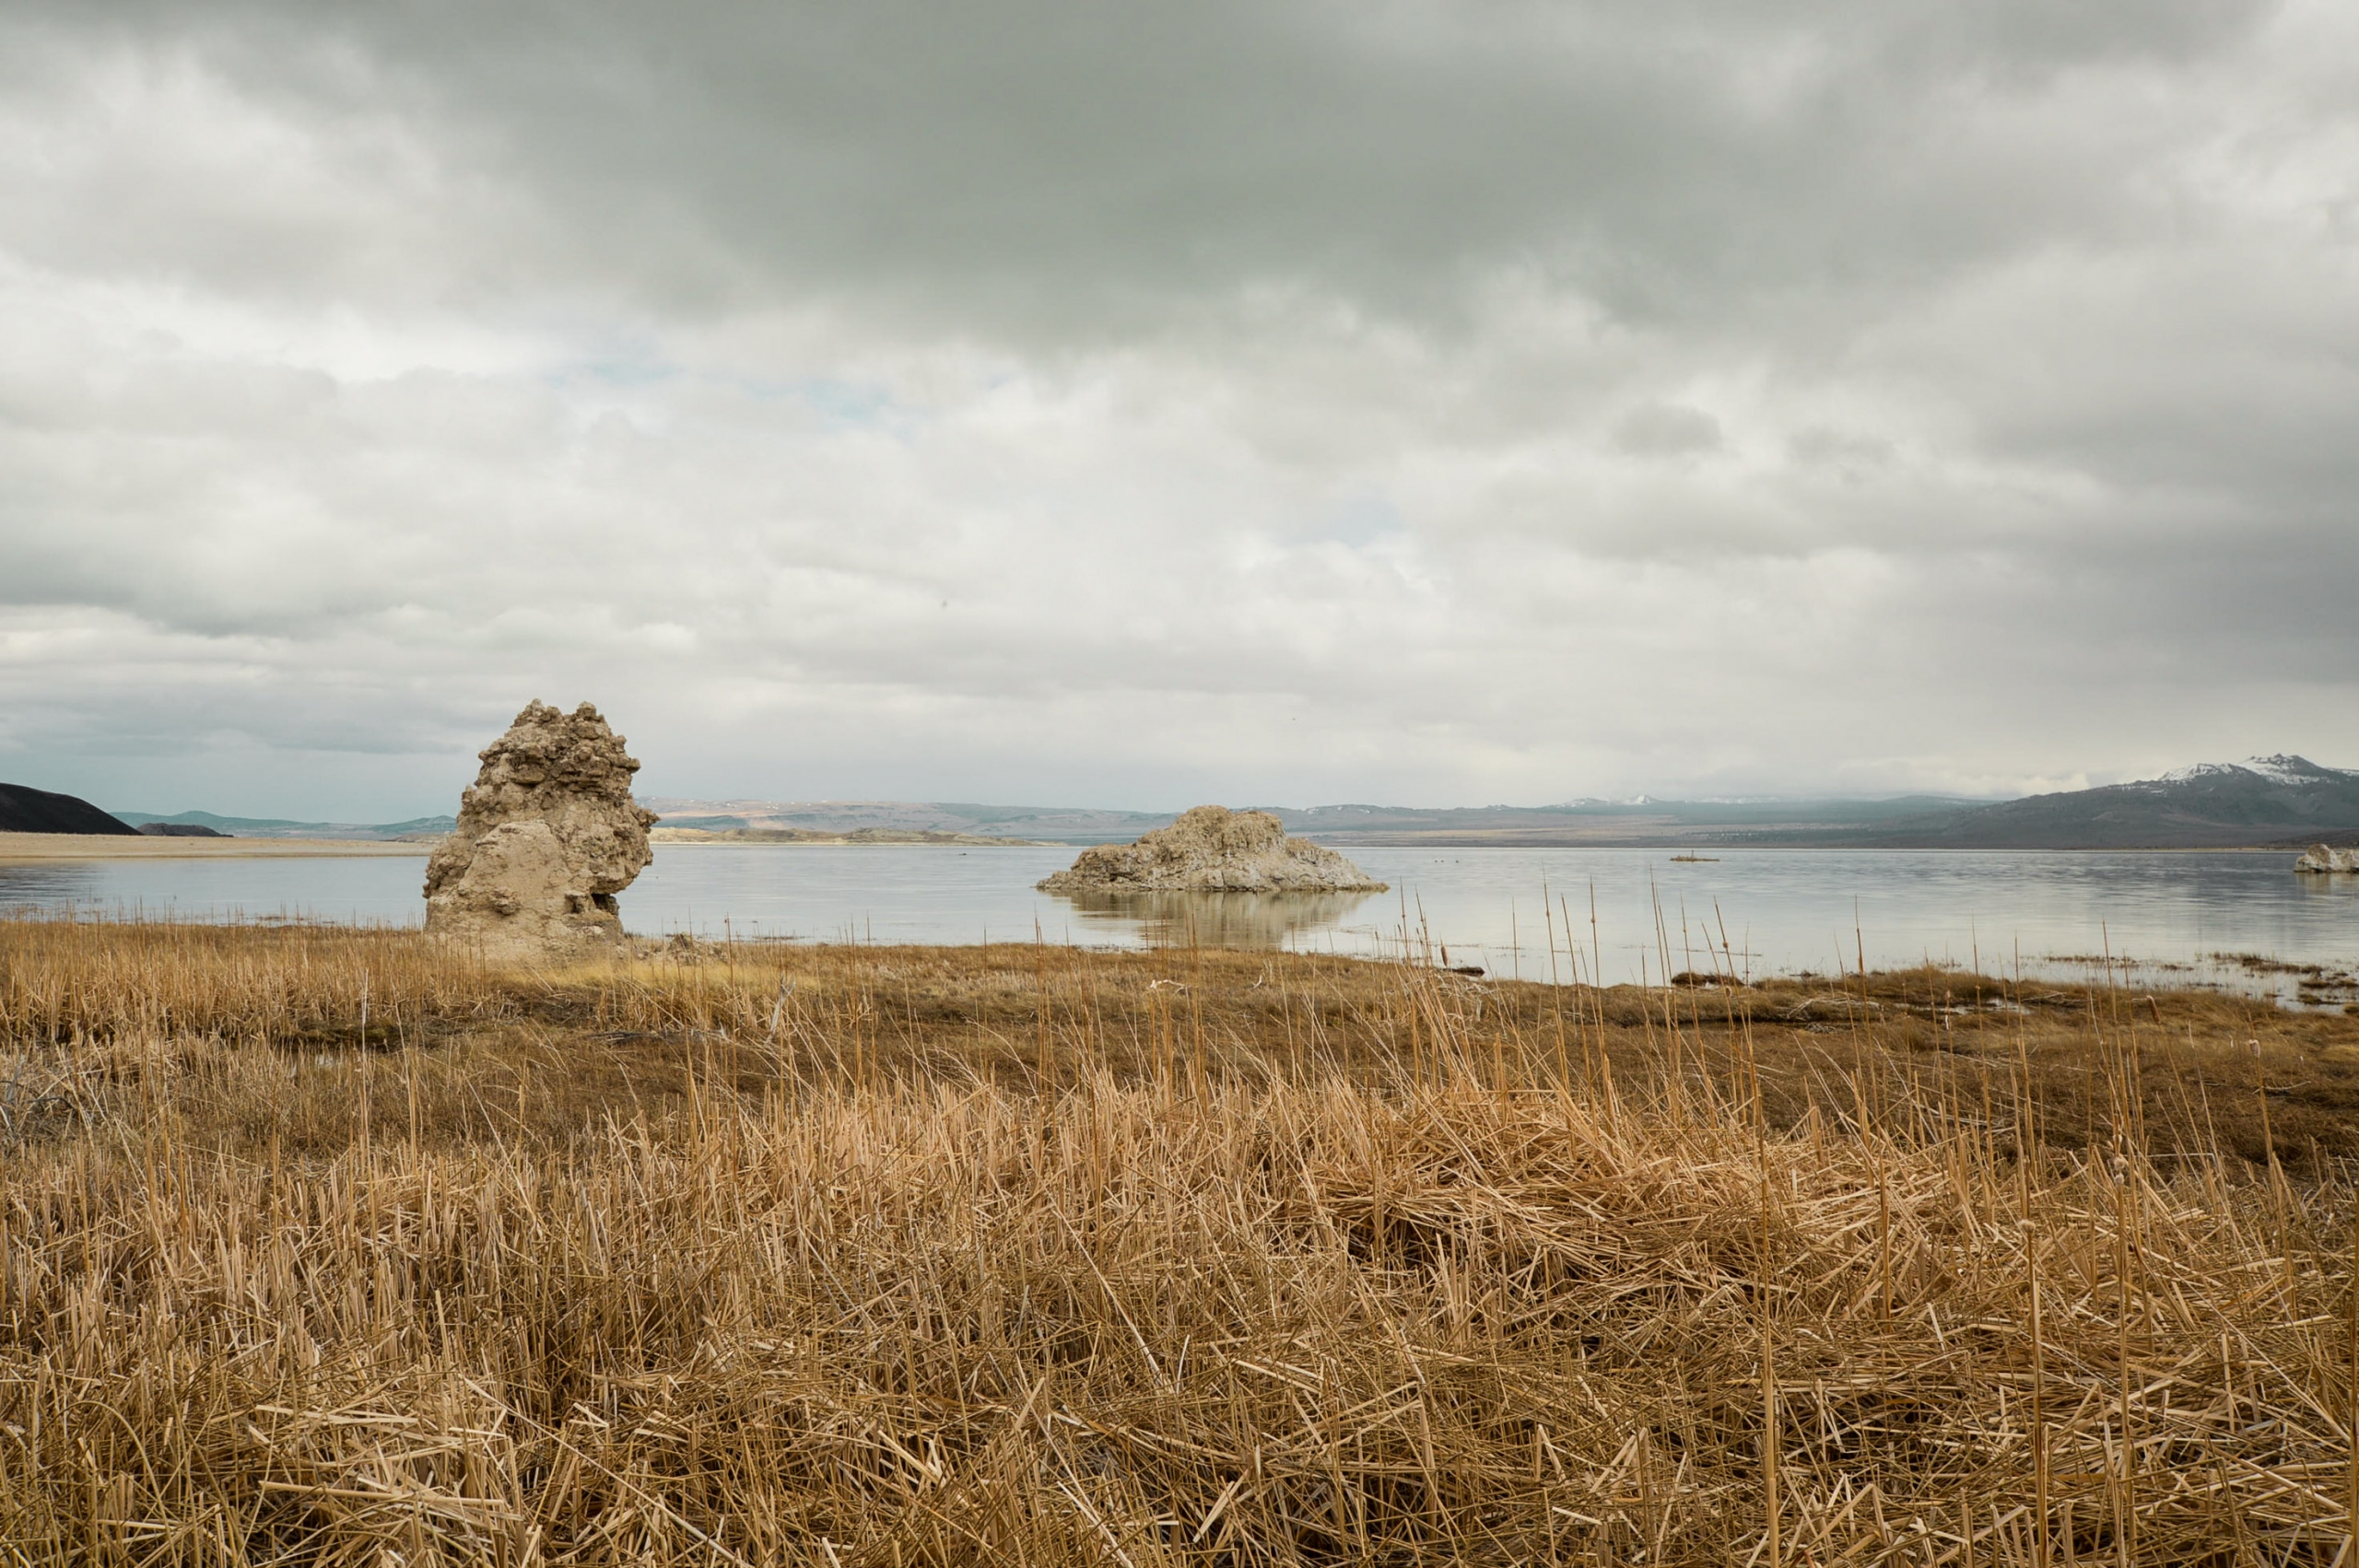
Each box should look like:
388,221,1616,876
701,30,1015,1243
0,833,430,860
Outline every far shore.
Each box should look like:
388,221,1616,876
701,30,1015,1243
649,829,1058,847
1,831,2318,861
0,833,430,860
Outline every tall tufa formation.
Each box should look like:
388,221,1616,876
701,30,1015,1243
424,701,659,957
1038,805,1387,895
2295,844,2358,873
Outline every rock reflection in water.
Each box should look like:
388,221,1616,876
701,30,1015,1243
2294,869,2359,899
1050,888,1380,950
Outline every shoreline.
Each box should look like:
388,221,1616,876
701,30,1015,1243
0,832,430,860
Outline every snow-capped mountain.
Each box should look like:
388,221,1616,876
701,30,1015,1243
2150,755,2359,790
1848,754,2359,848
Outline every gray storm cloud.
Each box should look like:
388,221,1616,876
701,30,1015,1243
0,0,2353,816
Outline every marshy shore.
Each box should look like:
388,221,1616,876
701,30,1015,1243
6,920,2359,1561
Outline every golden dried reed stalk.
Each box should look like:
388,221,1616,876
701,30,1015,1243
1,917,2356,1564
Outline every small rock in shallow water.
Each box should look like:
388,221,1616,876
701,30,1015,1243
1038,805,1387,895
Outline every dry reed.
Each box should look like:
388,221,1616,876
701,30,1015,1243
4,917,2359,1564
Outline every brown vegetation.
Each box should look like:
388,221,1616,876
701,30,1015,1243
6,919,2359,1562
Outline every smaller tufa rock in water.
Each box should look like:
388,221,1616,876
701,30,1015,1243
1038,805,1387,895
424,701,658,958
2295,843,2359,873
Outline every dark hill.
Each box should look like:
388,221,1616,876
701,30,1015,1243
0,782,140,836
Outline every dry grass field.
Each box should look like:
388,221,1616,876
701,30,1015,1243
7,918,2359,1563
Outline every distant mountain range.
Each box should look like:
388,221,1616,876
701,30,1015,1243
641,793,1996,847
642,798,1179,844
1263,797,1988,847
7,755,2350,849
1776,755,2359,850
655,797,2000,844
1280,757,2359,848
109,809,457,841
648,759,2359,850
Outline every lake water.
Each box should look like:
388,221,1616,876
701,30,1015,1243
3,844,2353,1003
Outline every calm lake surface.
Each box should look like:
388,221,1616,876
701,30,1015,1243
3,844,2353,1002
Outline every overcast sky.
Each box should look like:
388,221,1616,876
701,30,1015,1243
2,0,2353,819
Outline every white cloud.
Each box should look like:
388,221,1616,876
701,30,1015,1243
0,0,2354,816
